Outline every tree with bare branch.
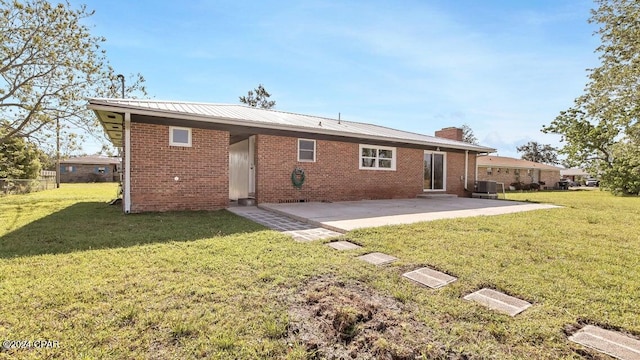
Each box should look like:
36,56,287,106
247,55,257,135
0,0,145,151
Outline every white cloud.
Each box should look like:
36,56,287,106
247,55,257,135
78,0,598,159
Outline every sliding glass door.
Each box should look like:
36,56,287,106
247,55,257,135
424,151,446,191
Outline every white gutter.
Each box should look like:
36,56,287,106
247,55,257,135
124,112,131,214
464,150,469,191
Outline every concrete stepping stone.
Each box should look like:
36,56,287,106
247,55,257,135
463,288,531,317
285,228,342,242
326,241,362,250
569,325,640,360
357,252,397,266
402,267,457,289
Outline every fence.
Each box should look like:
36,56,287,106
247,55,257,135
1,177,57,195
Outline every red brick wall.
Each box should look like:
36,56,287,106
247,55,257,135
254,135,473,203
128,122,229,212
435,127,463,141
477,166,521,185
444,151,476,196
540,170,561,189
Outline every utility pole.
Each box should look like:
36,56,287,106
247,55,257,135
55,118,60,189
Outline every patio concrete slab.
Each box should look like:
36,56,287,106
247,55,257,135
326,241,362,251
228,206,341,242
403,267,457,289
463,288,532,317
259,197,559,232
569,325,640,360
357,252,397,266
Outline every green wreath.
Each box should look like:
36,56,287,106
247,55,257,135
291,168,306,188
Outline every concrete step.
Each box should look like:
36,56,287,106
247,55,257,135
417,193,458,199
472,192,499,199
237,198,256,206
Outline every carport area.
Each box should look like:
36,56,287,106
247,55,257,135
259,198,560,232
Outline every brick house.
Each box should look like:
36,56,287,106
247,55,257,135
59,155,120,183
476,155,561,190
88,99,495,213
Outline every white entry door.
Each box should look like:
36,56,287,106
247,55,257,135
229,140,249,200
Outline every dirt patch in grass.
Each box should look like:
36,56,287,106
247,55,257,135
285,275,462,360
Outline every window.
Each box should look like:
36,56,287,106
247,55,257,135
61,165,75,174
486,167,492,176
497,168,501,174
506,168,509,174
95,167,106,174
424,151,446,190
514,169,520,175
359,144,396,170
170,126,192,147
298,139,316,162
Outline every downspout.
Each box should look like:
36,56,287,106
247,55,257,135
124,112,131,214
474,154,478,185
464,150,469,191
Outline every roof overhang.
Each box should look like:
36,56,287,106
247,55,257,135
89,100,496,153
94,110,124,147
476,161,562,171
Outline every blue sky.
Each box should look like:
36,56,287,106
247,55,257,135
78,0,600,158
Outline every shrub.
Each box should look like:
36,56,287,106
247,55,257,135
87,173,104,183
510,182,523,190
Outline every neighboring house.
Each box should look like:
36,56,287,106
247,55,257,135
560,168,590,183
59,155,120,183
88,99,495,213
476,156,562,190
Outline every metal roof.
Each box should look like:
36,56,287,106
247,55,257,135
477,156,562,171
88,98,495,152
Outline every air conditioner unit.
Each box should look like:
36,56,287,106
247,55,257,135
476,180,497,194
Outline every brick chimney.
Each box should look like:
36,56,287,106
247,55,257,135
435,127,463,141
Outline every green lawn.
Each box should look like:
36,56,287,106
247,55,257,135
0,185,638,359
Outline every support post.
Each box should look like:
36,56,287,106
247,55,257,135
124,112,131,213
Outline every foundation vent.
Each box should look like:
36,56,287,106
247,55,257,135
278,199,310,204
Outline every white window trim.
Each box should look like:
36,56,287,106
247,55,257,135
297,138,316,162
359,144,396,171
169,126,192,147
423,150,447,192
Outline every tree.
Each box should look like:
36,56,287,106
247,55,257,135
461,124,478,145
0,0,146,150
602,124,640,194
542,0,640,193
239,84,276,109
516,141,560,165
0,126,41,179
37,149,55,171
